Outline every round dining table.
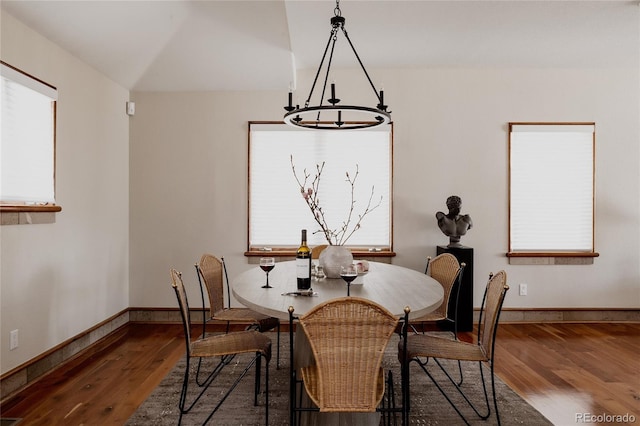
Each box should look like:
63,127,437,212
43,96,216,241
231,260,443,321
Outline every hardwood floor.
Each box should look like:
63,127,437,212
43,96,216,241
0,324,187,425
493,323,640,426
1,322,638,425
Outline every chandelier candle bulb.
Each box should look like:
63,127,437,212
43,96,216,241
285,91,295,112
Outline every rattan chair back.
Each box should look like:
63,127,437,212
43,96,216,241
311,244,328,259
198,254,225,319
478,270,507,359
298,297,399,412
424,253,464,320
196,254,281,368
171,268,194,353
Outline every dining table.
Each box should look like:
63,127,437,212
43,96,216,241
231,260,444,321
231,260,444,426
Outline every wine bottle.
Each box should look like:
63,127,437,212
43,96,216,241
296,229,312,289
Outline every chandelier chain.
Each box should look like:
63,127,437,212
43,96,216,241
316,33,339,123
305,27,338,108
340,27,381,104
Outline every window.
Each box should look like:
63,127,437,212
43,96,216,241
1,61,59,212
508,122,597,257
248,122,392,253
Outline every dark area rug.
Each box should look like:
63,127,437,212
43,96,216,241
127,333,552,425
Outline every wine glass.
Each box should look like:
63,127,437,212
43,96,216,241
316,265,325,280
259,257,275,288
340,264,358,296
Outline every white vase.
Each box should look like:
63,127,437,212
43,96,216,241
318,245,353,279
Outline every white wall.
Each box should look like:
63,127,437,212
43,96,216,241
130,65,639,311
0,13,130,374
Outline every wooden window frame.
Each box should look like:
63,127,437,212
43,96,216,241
507,122,598,262
1,61,61,214
246,121,395,258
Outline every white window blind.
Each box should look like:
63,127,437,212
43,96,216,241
509,123,595,252
1,63,57,204
249,123,392,248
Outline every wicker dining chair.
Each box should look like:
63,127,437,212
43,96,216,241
416,253,466,331
195,254,280,369
412,253,466,385
170,268,271,425
311,244,328,259
399,270,510,426
289,297,400,426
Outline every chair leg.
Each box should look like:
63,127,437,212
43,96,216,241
457,359,464,386
258,319,280,369
413,358,471,425
179,353,266,424
490,363,501,426
196,353,234,386
201,354,264,425
178,358,191,425
475,360,492,420
380,371,388,425
296,379,305,426
290,371,302,426
412,357,495,425
401,359,410,426
276,321,281,369
195,356,205,386
255,352,262,406
264,353,270,426
383,370,397,426
252,352,270,426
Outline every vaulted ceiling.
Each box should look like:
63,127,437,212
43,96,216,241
2,1,637,92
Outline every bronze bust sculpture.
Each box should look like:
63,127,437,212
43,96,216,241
436,195,473,247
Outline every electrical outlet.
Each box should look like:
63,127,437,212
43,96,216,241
10,329,18,350
519,283,528,296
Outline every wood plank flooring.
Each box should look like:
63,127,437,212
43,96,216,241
1,322,638,425
493,323,640,425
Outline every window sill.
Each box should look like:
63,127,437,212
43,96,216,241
506,251,599,265
1,204,62,213
245,249,396,261
1,204,61,225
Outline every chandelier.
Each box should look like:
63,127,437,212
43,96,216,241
283,0,391,130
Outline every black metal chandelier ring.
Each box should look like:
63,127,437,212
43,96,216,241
284,105,391,130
